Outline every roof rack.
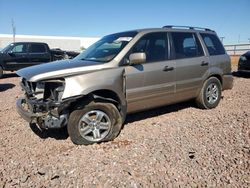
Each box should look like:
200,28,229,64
162,25,214,32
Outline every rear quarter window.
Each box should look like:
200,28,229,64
200,33,225,56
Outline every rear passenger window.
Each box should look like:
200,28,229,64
171,32,204,59
29,44,46,53
132,32,168,62
200,33,225,55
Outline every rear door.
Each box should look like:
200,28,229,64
4,43,29,70
170,32,209,101
28,43,51,65
124,32,176,112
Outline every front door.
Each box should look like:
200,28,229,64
124,32,176,113
4,43,29,70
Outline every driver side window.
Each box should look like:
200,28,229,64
131,32,169,63
11,44,26,53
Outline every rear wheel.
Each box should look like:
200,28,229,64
68,101,122,145
196,77,222,109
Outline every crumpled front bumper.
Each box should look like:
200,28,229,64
16,98,38,123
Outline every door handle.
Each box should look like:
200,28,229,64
163,66,174,72
201,61,209,66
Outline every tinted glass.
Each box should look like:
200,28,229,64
12,44,26,53
171,32,204,59
30,44,46,53
132,32,168,62
76,31,137,63
200,33,225,55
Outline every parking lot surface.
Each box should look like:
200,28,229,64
0,67,249,187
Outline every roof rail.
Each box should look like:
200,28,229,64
162,25,214,32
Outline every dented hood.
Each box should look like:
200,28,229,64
16,59,105,82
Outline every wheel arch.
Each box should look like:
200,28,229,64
208,74,222,85
68,89,127,123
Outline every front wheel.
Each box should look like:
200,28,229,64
0,66,3,78
67,101,122,145
196,77,222,109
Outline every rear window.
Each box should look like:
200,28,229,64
200,33,225,55
171,32,204,59
29,44,46,53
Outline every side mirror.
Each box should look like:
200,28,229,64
129,52,146,65
8,51,14,56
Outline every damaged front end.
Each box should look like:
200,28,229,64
16,78,74,129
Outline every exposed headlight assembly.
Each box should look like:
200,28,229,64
42,79,65,102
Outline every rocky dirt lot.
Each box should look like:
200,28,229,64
0,67,249,187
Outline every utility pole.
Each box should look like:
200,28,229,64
11,19,16,42
248,38,250,44
220,37,225,44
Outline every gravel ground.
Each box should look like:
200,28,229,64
0,67,249,187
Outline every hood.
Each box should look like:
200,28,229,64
17,59,104,82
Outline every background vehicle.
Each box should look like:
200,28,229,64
0,42,79,78
238,51,250,75
16,26,233,145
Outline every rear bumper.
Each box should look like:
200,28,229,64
222,74,233,90
16,98,38,123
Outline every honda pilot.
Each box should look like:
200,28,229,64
16,26,233,145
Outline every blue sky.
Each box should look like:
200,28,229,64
0,0,249,44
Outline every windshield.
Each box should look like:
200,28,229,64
75,31,138,62
1,43,13,53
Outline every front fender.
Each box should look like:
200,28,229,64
62,67,126,105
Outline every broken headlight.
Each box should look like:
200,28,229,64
42,79,65,102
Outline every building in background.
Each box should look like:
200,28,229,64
224,44,250,55
2,34,249,55
0,34,99,51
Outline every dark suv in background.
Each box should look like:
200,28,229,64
16,26,233,145
238,51,250,75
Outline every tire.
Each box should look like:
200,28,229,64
0,66,3,78
67,101,122,145
195,77,222,109
237,71,243,77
